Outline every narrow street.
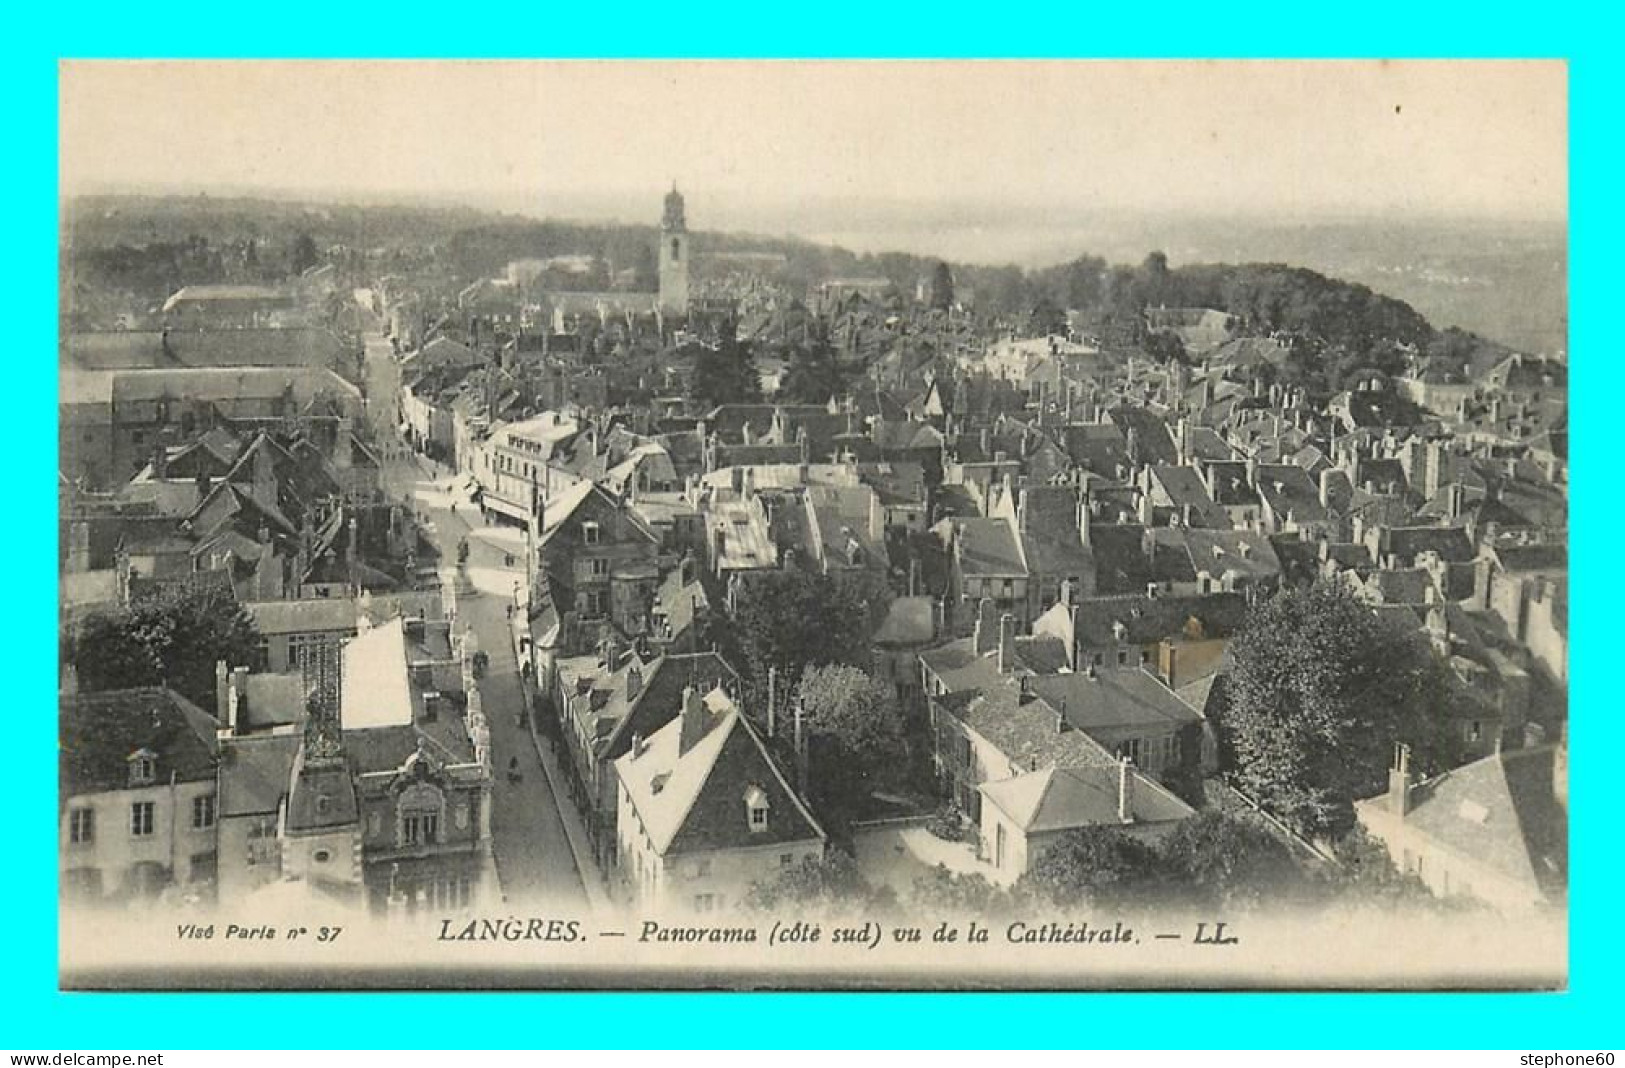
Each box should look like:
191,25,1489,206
357,309,589,910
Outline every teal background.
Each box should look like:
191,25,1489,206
12,2,1613,1048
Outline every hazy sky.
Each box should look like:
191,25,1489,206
59,60,1567,222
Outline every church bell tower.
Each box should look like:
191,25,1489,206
658,184,690,317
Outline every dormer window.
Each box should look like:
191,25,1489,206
128,750,157,787
744,785,769,833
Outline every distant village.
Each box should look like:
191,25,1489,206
58,185,1567,925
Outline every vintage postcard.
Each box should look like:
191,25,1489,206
56,59,1568,990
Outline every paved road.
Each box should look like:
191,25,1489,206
359,320,587,910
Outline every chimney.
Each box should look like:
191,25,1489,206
631,732,646,758
1389,743,1412,819
678,684,710,756
626,662,643,702
793,698,809,797
229,665,248,729
1017,487,1031,533
931,597,945,639
1117,756,1135,824
1077,487,1092,547
973,597,998,655
997,613,1016,675
766,665,777,738
1447,482,1465,520
215,660,231,726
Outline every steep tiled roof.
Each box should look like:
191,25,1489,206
1070,591,1248,648
615,692,824,856
981,762,1193,833
217,734,300,818
61,688,219,800
1028,670,1203,736
952,678,1113,774
956,517,1026,578
1151,465,1230,529
1365,746,1567,902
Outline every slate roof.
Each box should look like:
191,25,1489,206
1365,568,1436,605
919,637,998,695
981,762,1193,833
61,688,219,801
112,366,359,410
1204,462,1261,507
244,598,358,637
1384,526,1477,565
956,517,1027,578
873,595,937,647
1365,746,1567,903
1017,486,1095,579
63,328,345,372
949,678,1115,773
615,691,824,856
1028,670,1204,736
1185,427,1236,463
1070,591,1248,648
1061,423,1131,475
1254,464,1328,523
1494,543,1567,574
595,651,741,765
1182,529,1282,583
1088,524,1153,595
217,733,301,818
1150,465,1230,529
1106,407,1179,465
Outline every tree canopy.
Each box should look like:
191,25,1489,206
68,584,262,717
777,336,844,405
1218,581,1471,837
743,850,894,916
1019,826,1171,909
1156,810,1308,910
290,232,320,276
688,328,763,409
726,569,888,698
796,664,910,824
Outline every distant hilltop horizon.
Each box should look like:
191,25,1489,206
61,186,1567,356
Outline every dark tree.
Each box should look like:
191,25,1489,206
1219,581,1470,837
1026,296,1068,338
291,232,320,275
1144,330,1189,365
796,664,910,822
1019,826,1170,909
778,337,844,405
727,569,888,698
743,851,894,915
909,865,1023,916
70,584,262,717
688,330,763,408
928,260,955,311
632,242,658,291
1156,810,1308,910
